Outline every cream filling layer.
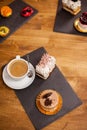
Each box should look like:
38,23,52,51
78,21,87,30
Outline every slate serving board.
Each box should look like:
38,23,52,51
53,0,87,36
0,0,38,43
14,47,82,130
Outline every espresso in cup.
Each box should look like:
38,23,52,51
7,55,29,80
9,60,28,77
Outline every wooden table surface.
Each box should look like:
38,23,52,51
0,0,87,130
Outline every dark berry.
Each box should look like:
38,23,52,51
80,12,87,25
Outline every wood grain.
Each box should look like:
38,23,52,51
0,0,87,130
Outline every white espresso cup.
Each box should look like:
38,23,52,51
7,55,29,80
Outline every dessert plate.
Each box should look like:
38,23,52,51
2,63,35,90
74,18,87,33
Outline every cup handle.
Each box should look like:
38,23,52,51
16,55,20,59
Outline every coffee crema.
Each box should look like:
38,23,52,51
9,60,28,77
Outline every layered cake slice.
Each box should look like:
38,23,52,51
62,0,81,15
36,53,56,79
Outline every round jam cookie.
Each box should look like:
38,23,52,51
36,89,63,115
0,6,12,17
0,26,10,37
21,6,34,17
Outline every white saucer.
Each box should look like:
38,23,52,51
2,63,35,90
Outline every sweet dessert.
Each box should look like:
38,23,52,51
36,53,56,79
0,26,10,37
21,6,34,17
0,6,12,17
74,12,87,32
36,89,63,115
78,12,87,31
62,0,81,15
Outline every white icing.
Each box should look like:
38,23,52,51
62,0,81,10
78,21,87,30
36,65,49,78
62,0,68,4
36,56,56,78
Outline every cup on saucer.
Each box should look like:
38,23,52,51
7,55,29,80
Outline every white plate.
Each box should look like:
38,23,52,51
2,63,35,90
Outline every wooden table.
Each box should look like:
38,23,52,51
0,0,87,130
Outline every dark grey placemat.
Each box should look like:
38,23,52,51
0,0,38,43
15,47,82,130
53,0,87,36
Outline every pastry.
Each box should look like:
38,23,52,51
78,12,87,31
36,89,63,115
21,6,34,17
36,53,56,79
62,0,81,15
0,6,12,17
0,26,10,37
74,12,87,32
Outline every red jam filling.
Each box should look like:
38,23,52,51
21,6,34,17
